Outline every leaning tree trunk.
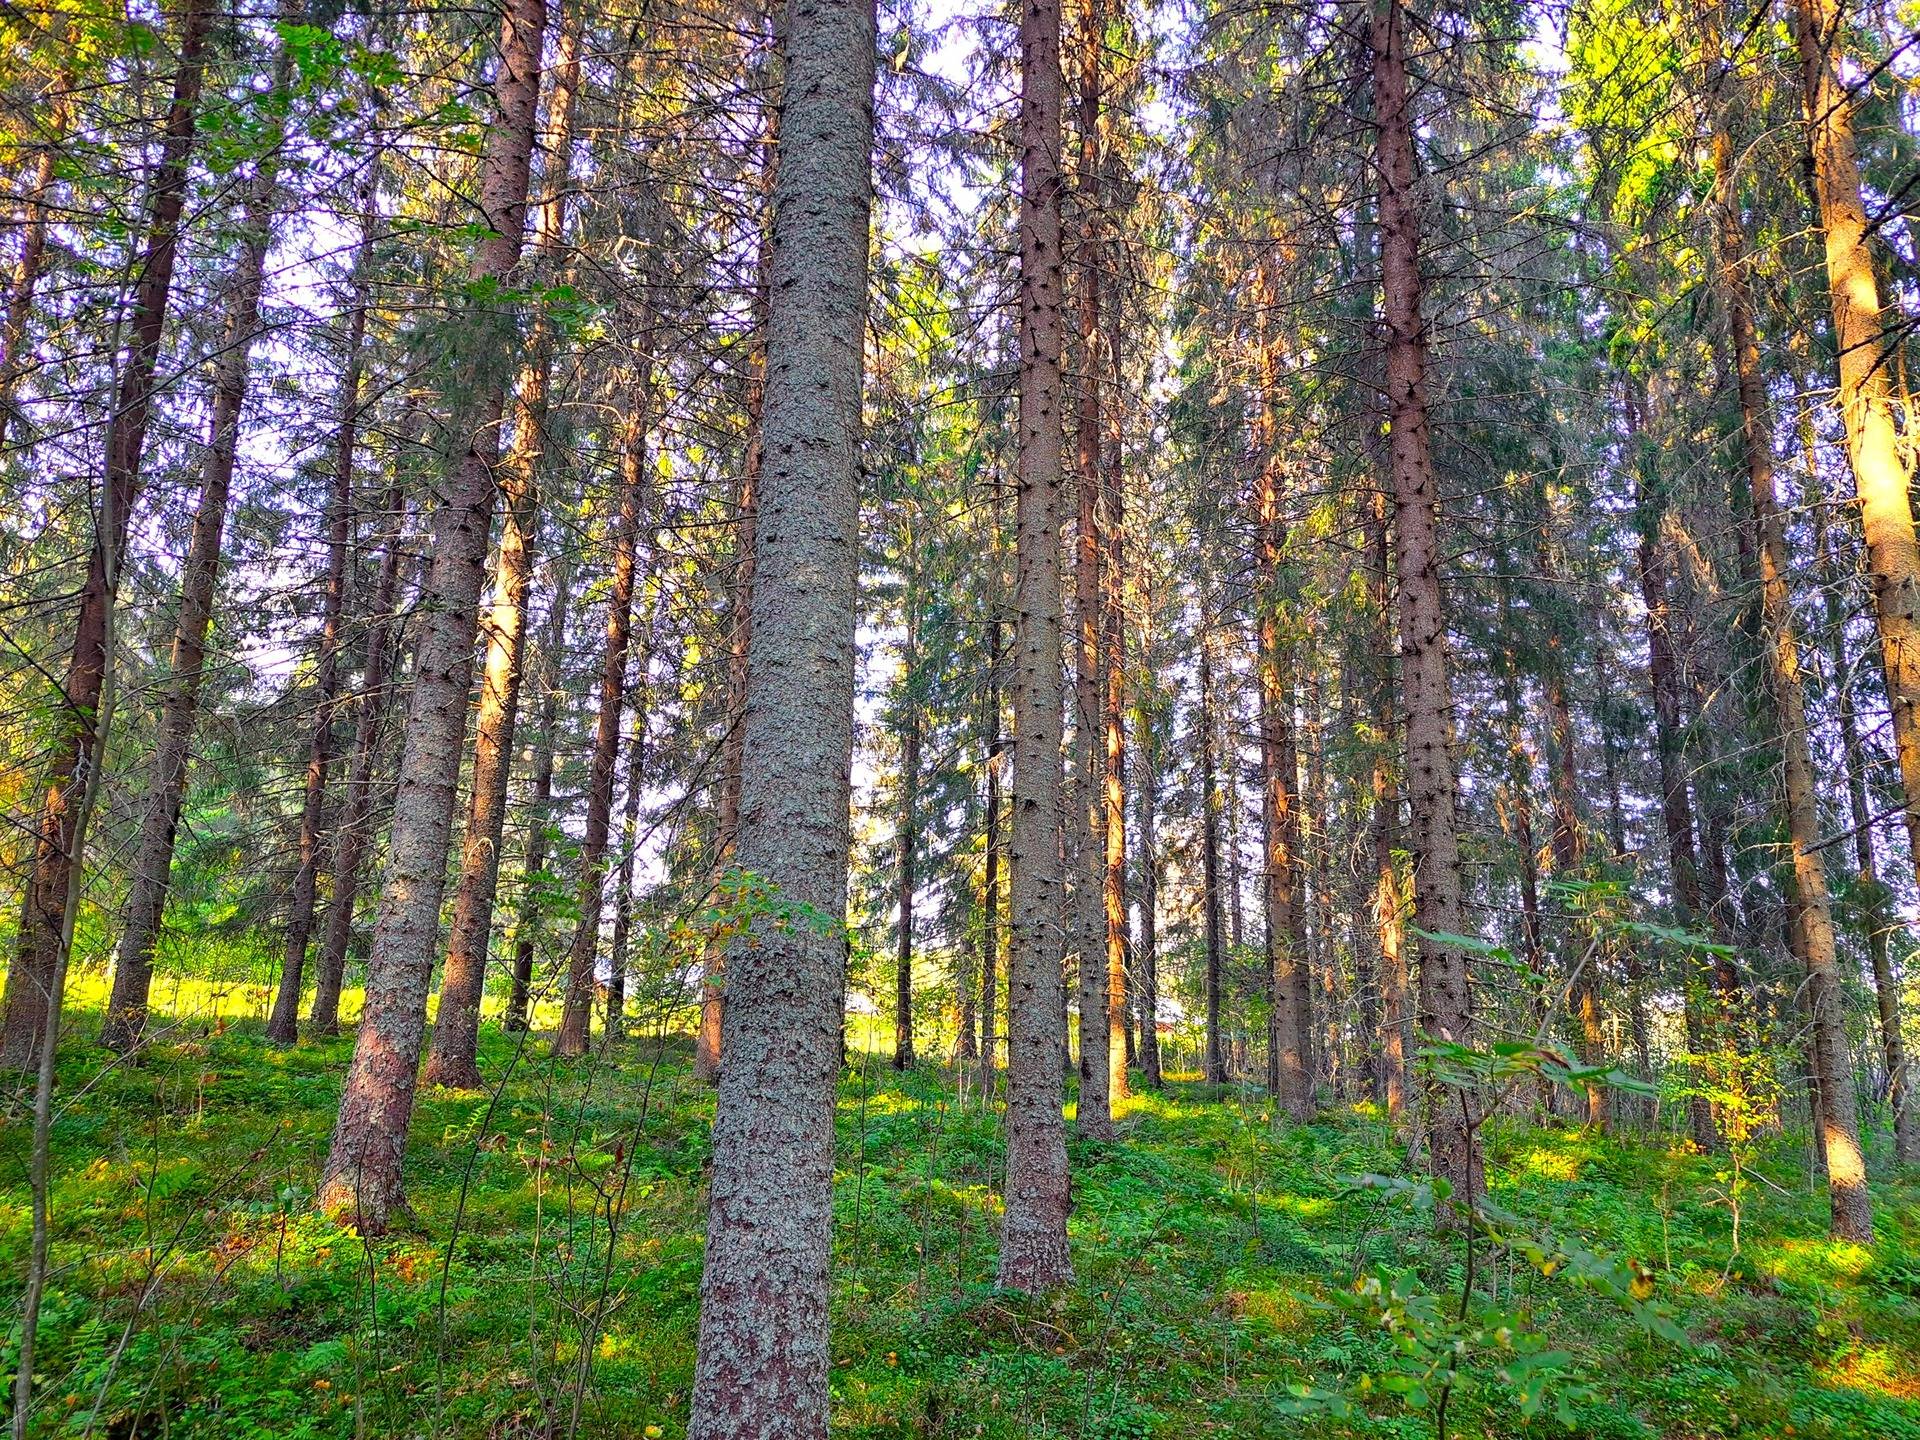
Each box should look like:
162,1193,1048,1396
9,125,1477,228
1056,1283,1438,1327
104,54,290,1052
1710,85,1872,1241
1371,0,1479,1209
1,0,215,1072
426,0,586,1088
1794,0,1920,925
308,483,408,1036
684,0,876,1428
315,0,546,1233
268,176,375,1045
997,0,1075,1295
553,353,653,1059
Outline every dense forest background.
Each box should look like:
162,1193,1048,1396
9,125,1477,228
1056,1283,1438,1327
2,0,1919,1435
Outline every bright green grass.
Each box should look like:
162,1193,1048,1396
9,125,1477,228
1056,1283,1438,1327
2,992,1917,1439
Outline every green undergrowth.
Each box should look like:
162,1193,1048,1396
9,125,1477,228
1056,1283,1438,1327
2,1003,1917,1438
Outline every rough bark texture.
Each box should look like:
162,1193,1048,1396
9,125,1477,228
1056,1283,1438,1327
997,0,1075,1294
683,0,875,1429
554,357,652,1059
267,179,374,1045
1,0,214,1071
427,0,586,1088
315,0,545,1231
1710,92,1872,1240
1371,0,1479,1208
104,72,287,1052
1795,0,1920,923
309,485,408,1036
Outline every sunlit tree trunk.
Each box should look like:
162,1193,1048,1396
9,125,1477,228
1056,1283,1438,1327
1370,0,1478,1206
0,23,73,440
685,0,876,1424
1794,0,1920,927
315,0,546,1231
1,0,216,1071
1710,79,1871,1240
1364,483,1409,1119
104,51,290,1052
998,0,1075,1293
427,0,586,1088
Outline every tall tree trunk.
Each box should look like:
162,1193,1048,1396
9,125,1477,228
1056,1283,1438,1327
1251,263,1311,1121
1199,599,1228,1085
1497,644,1552,1118
606,603,655,1043
1710,83,1871,1240
426,0,585,1088
103,52,290,1052
267,177,375,1045
894,591,920,1070
978,504,1007,1078
1808,427,1916,1162
1794,0,1920,925
502,560,572,1034
1,0,215,1072
1371,0,1479,1207
315,0,546,1231
1365,483,1410,1119
554,355,654,1059
308,484,409,1036
1069,0,1111,1133
1135,653,1163,1089
684,0,875,1426
997,0,1075,1294
698,13,778,1085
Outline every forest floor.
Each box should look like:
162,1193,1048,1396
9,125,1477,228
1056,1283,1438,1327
2,982,1918,1439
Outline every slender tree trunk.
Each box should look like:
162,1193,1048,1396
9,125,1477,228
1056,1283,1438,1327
699,15,779,1085
103,57,290,1052
1069,12,1112,1131
1710,83,1871,1239
427,0,586,1088
315,0,546,1231
309,484,408,1036
1794,0,1920,925
978,522,1007,1077
267,177,375,1045
606,604,655,1044
1199,601,1228,1085
685,0,875,1425
1135,652,1163,1089
1,0,215,1071
997,0,1075,1293
555,354,654,1058
1497,647,1552,1118
1371,0,1479,1207
1365,484,1410,1119
895,596,920,1070
503,561,571,1034
1809,432,1916,1162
